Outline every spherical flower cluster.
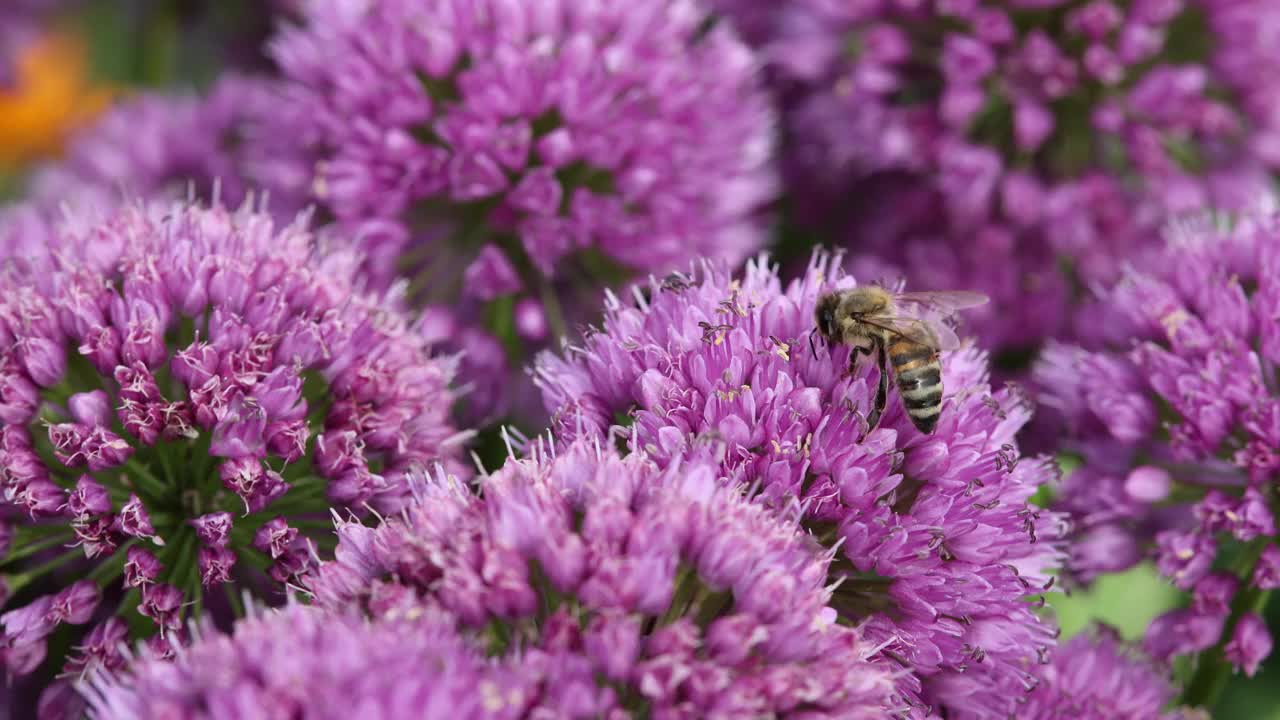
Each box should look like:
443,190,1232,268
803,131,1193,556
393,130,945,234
714,0,1280,351
24,74,306,217
535,255,1066,717
84,603,504,719
0,201,466,688
268,0,776,367
1034,209,1280,680
308,440,901,718
271,0,776,288
1021,628,1185,719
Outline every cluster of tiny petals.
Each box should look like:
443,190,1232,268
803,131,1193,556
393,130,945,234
309,440,901,718
734,0,1280,227
715,0,1280,349
26,73,307,218
534,255,1066,717
1020,628,1184,719
83,603,508,719
269,0,776,295
0,201,465,678
1034,209,1280,673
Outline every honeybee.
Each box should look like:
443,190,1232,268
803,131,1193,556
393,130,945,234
813,286,988,434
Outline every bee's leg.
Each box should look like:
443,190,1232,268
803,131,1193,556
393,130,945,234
866,341,889,432
845,342,872,377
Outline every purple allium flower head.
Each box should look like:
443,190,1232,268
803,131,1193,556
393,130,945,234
83,603,503,719
534,254,1066,717
309,439,901,718
714,0,1280,352
1022,628,1185,719
1034,208,1280,671
268,0,776,421
271,0,774,290
25,74,307,217
0,201,466,683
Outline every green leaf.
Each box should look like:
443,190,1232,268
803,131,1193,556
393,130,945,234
1045,562,1184,641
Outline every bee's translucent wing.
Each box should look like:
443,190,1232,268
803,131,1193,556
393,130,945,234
884,290,983,351
894,290,989,317
862,315,961,352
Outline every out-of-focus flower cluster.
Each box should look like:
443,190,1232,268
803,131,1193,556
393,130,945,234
261,0,777,421
537,255,1071,716
25,74,306,218
715,0,1280,352
1022,628,1186,719
270,0,775,295
0,201,465,706
1036,209,1280,680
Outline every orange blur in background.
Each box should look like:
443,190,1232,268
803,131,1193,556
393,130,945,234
0,30,111,169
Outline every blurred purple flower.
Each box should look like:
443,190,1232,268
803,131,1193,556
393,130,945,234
0,201,466,689
534,254,1066,717
309,440,901,718
714,0,1280,352
25,74,307,217
1225,613,1272,678
272,0,774,293
1034,208,1280,671
1023,628,1185,718
267,0,777,422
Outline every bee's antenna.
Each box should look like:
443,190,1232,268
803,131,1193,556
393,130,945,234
808,328,819,359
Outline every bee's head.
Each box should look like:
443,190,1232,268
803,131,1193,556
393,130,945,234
814,293,839,341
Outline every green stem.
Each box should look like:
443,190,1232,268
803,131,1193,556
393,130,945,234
234,547,271,572
304,399,334,435
659,566,696,627
693,588,733,628
538,279,569,342
406,199,499,300
224,579,246,619
159,528,196,590
184,556,204,620
0,532,76,567
88,540,136,585
8,549,83,593
189,434,216,495
123,456,172,501
13,523,78,540
485,295,523,362
258,487,331,517
287,518,341,531
148,512,179,532
156,441,178,490
1182,543,1273,709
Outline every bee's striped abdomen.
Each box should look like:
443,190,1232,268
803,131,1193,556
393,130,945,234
888,338,943,434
